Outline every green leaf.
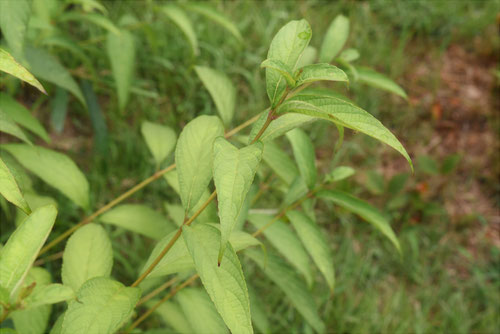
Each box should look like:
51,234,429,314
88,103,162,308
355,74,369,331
261,141,298,185
0,48,45,94
248,111,315,144
51,87,69,134
296,63,348,86
319,15,349,63
338,48,359,62
248,285,270,334
296,46,317,68
106,30,135,111
61,277,140,334
286,210,335,292
260,59,296,87
176,288,228,334
148,300,194,334
0,205,56,297
266,19,312,107
61,223,113,292
0,93,50,142
387,173,409,194
286,128,317,189
162,5,198,55
278,94,412,169
183,3,242,43
245,249,325,333
365,170,385,195
1,144,90,208
325,166,355,183
0,0,31,57
356,66,407,99
59,12,120,35
175,115,224,213
317,190,401,252
183,224,253,334
81,80,109,154
248,214,313,286
99,204,175,239
141,121,177,166
0,157,30,214
283,176,308,207
0,110,31,144
24,46,85,106
195,66,236,126
25,283,74,309
213,137,263,262
417,155,439,175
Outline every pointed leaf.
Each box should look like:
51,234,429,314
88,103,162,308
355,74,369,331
25,283,75,309
261,141,298,185
0,205,56,297
260,59,296,87
0,48,45,93
0,0,31,57
183,3,242,42
286,211,335,292
61,223,113,292
319,15,349,63
148,300,194,334
183,224,253,334
356,66,407,99
2,144,90,208
283,176,308,207
195,66,236,126
338,48,359,62
248,111,315,144
61,277,140,334
0,157,30,214
296,63,348,86
59,12,120,35
213,137,263,261
286,128,317,189
141,121,177,166
0,110,31,144
175,115,224,212
317,189,401,252
162,5,198,55
325,166,355,183
266,19,312,107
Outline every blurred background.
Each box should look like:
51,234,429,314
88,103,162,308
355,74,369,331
1,0,499,332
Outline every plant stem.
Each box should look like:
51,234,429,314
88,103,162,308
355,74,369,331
136,277,177,307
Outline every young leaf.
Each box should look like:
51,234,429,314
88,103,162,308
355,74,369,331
61,223,113,292
195,66,236,126
317,189,401,252
356,66,407,99
286,210,335,292
162,5,198,55
213,137,263,262
0,205,56,297
319,15,350,63
0,110,31,144
175,115,224,213
261,141,299,185
0,157,30,214
248,214,313,286
0,49,45,94
286,128,317,189
99,204,176,239
141,121,177,166
260,59,296,87
2,144,90,209
25,283,75,309
0,0,31,57
106,30,135,111
148,300,194,334
183,224,253,334
61,277,140,334
325,166,355,183
266,19,312,107
278,94,412,169
0,93,50,142
295,63,348,86
249,111,315,144
245,249,325,333
338,48,360,62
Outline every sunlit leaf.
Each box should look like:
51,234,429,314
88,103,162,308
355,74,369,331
319,14,349,63
338,48,359,62
248,111,315,144
296,46,317,68
0,0,31,57
286,128,317,189
325,166,355,183
355,66,407,99
0,48,45,94
25,283,74,309
260,59,296,87
0,157,30,214
296,63,348,86
141,121,177,166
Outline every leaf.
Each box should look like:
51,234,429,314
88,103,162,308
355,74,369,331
176,288,228,334
278,94,412,169
141,121,177,166
283,176,308,207
365,170,385,195
266,19,312,107
99,204,175,239
248,111,316,144
417,155,439,175
0,205,56,297
248,214,313,286
0,110,31,144
61,277,140,334
148,300,194,334
0,0,31,57
296,46,317,68
319,14,349,63
325,166,355,183
81,80,109,154
1,144,90,208
356,66,407,99
24,46,85,106
183,224,253,334
338,48,359,62
286,128,317,189
0,157,30,214
260,59,296,87
25,283,74,309
286,210,335,292
245,249,325,333
296,63,348,86
162,5,198,55
51,87,69,134
0,49,45,94
59,12,120,35
213,137,263,262
106,30,135,111
317,189,401,252
175,115,224,213
248,286,270,334
195,66,236,126
61,223,113,292
183,3,243,43
0,93,50,142
261,141,298,185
